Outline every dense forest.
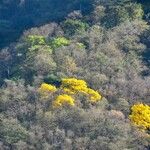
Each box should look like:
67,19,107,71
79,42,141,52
0,0,150,149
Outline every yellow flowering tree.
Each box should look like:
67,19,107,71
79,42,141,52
129,103,150,130
86,88,102,102
61,78,102,102
38,78,102,108
53,94,75,108
61,78,88,94
38,83,57,94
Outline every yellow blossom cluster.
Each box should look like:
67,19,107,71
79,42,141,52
129,103,150,130
61,78,102,102
86,88,102,102
61,78,88,94
53,94,75,108
38,83,57,94
38,78,102,108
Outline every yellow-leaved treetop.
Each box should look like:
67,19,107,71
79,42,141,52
61,78,88,94
53,94,75,108
61,78,102,102
86,88,102,102
129,103,150,130
38,78,102,108
38,83,57,94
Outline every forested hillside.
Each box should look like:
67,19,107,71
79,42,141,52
0,0,150,149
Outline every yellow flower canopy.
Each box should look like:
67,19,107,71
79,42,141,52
129,103,150,130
